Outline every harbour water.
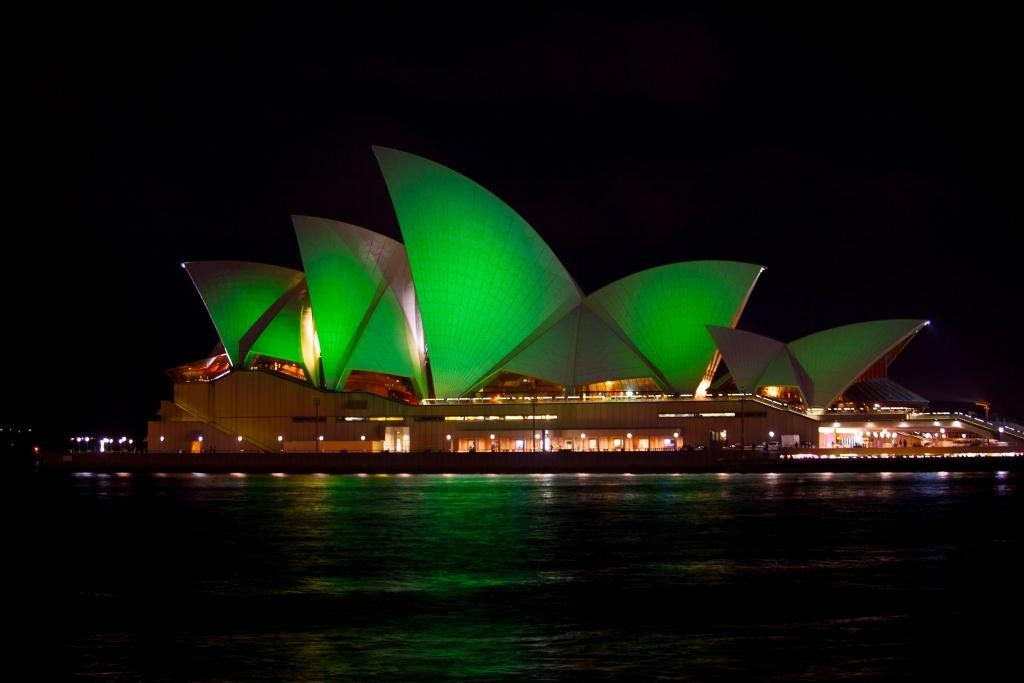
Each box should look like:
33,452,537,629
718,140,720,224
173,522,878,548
14,472,1021,680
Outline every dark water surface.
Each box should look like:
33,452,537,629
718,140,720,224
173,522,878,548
14,472,1022,681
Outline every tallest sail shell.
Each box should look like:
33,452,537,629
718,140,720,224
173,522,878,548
374,146,582,397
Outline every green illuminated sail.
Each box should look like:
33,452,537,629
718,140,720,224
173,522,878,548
586,261,763,392
374,146,582,396
347,284,427,397
247,288,306,366
244,287,326,386
293,216,419,391
788,319,927,408
184,261,305,366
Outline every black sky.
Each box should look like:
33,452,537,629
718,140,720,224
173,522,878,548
8,8,1021,442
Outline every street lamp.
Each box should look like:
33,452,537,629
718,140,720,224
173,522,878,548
446,433,452,452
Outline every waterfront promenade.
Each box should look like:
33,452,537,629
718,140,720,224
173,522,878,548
39,447,1022,475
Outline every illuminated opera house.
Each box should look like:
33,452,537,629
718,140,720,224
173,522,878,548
147,147,1016,454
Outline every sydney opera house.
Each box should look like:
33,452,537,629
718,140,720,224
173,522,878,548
147,147,1012,455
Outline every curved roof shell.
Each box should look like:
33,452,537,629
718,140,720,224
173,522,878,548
709,319,927,408
788,319,927,408
247,287,309,367
705,326,788,393
292,215,424,393
585,261,763,392
374,146,582,397
183,261,305,367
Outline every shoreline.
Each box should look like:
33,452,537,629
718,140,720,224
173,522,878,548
37,448,1023,475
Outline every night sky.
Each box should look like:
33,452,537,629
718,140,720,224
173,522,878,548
9,9,1021,443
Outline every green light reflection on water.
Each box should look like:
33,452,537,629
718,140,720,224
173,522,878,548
292,475,544,677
